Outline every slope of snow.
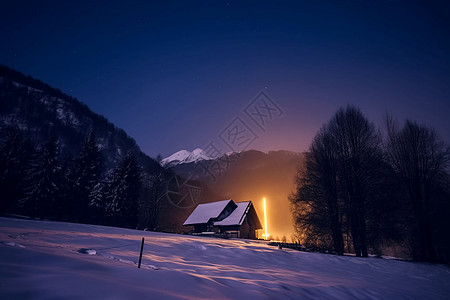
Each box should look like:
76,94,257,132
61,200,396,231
186,148,211,163
1,217,450,299
161,148,212,167
160,149,191,166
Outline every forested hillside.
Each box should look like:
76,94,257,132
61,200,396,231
0,66,167,229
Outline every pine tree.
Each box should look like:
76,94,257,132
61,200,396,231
89,182,105,207
88,181,106,224
105,153,141,228
0,127,33,213
69,131,102,222
23,136,66,219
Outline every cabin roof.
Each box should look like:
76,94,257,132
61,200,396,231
214,201,251,226
183,199,233,225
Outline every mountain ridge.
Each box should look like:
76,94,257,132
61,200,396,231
0,65,160,174
161,148,303,168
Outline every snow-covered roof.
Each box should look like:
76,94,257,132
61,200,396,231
214,201,251,226
183,199,233,225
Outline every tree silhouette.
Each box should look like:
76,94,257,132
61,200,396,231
69,131,102,222
23,136,66,219
291,106,390,257
105,153,142,228
0,127,33,213
385,118,450,262
138,169,165,230
291,127,344,254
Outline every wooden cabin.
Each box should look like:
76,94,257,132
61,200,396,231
183,199,262,239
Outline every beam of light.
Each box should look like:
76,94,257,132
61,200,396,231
263,197,268,240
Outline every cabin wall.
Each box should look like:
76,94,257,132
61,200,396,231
218,225,240,238
239,218,250,239
217,218,258,239
239,218,257,239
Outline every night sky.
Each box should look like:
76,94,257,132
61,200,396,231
1,1,449,158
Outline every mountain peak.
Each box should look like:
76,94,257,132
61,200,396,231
160,148,212,167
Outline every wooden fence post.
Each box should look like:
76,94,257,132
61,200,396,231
138,237,144,268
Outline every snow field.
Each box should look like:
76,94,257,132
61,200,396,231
1,217,450,299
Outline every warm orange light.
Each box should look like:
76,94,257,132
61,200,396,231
263,197,268,240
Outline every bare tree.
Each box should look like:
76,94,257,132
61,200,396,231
385,118,450,262
290,127,344,254
328,106,385,257
291,106,387,257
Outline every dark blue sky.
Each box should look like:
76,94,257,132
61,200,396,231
1,1,449,157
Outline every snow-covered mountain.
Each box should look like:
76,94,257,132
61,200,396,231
160,148,212,167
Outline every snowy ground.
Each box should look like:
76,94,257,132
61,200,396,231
1,217,449,299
